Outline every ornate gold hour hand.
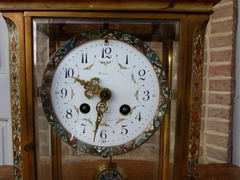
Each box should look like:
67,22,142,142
73,77,101,99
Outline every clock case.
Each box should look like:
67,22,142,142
0,0,220,180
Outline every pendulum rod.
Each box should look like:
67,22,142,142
103,20,109,29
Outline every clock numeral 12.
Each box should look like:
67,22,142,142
102,47,112,58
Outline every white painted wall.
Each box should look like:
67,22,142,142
232,4,240,166
0,13,13,165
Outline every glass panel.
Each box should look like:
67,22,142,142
33,18,179,180
169,41,179,179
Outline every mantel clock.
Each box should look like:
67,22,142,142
0,0,220,179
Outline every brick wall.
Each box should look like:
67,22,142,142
200,0,237,163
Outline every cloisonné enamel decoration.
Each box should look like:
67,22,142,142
41,29,168,156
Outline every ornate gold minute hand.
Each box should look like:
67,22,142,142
94,101,107,142
93,88,111,142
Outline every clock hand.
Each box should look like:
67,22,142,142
73,77,112,142
93,88,112,142
94,100,108,142
73,77,101,99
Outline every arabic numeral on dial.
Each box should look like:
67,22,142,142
135,112,142,121
143,90,150,101
102,47,112,58
65,68,74,78
126,54,129,64
60,88,67,98
54,88,67,98
138,69,146,81
121,125,128,135
80,123,86,134
66,108,73,119
100,129,107,139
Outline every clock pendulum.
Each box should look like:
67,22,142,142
93,156,128,180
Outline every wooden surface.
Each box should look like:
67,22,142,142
0,0,220,11
198,163,240,180
0,165,14,180
1,163,240,180
0,0,221,3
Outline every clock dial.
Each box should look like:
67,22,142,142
41,30,168,156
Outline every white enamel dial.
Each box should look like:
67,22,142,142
41,29,168,156
51,39,159,147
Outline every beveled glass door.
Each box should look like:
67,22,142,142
33,17,179,180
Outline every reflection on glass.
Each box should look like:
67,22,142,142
33,18,179,180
